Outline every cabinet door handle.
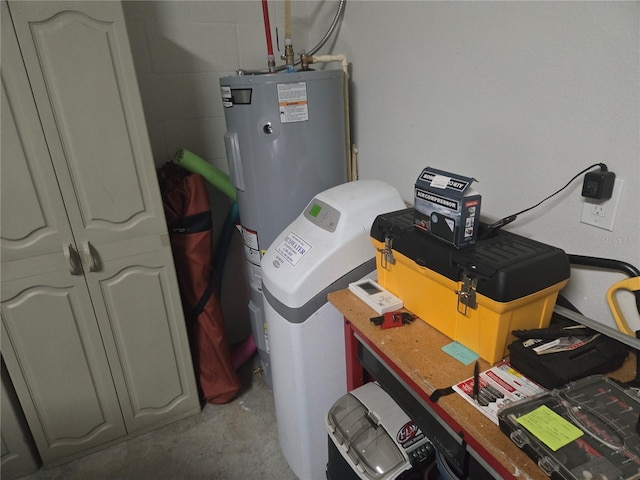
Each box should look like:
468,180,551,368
63,244,82,275
81,241,99,272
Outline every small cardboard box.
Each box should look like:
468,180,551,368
414,167,481,248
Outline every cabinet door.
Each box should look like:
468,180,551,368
1,272,127,467
87,247,200,433
1,3,127,466
1,361,40,480
7,0,201,428
0,3,76,278
7,1,168,253
3,2,200,460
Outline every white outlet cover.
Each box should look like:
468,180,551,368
580,178,624,231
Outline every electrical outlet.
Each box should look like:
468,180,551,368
580,178,624,231
592,204,604,217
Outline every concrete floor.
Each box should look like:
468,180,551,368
19,355,298,480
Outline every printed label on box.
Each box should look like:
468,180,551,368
414,167,481,248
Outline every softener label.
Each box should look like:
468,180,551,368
275,232,312,267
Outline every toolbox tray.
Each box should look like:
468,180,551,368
497,375,640,480
371,208,570,303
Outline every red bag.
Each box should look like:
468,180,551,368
159,163,240,404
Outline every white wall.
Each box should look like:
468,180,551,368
325,0,639,330
124,0,640,330
123,0,315,169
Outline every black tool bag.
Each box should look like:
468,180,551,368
508,301,628,389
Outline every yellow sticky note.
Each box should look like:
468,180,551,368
516,405,583,451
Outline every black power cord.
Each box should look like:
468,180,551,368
481,163,608,237
568,255,640,278
568,254,640,314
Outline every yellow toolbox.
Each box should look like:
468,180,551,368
370,208,570,364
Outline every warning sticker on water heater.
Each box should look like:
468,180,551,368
220,86,232,107
275,232,312,267
278,82,309,123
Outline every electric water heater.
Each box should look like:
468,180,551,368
220,69,348,386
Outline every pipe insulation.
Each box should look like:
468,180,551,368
261,0,275,70
311,54,348,74
173,149,237,202
261,0,274,56
284,0,291,41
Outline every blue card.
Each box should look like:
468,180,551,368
441,341,479,365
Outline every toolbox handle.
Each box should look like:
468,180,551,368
450,257,496,280
607,276,640,336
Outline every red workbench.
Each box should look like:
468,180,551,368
328,288,636,480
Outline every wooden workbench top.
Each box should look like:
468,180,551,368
328,288,637,480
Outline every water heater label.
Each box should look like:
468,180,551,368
239,225,260,263
238,225,262,290
275,231,312,267
220,86,232,107
246,262,262,291
277,82,309,123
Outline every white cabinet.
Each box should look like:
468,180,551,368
1,1,200,467
1,361,40,480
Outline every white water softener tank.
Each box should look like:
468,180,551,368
220,70,348,387
262,180,406,480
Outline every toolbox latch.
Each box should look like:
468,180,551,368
455,274,478,315
377,236,395,270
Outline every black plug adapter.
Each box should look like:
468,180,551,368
581,171,615,200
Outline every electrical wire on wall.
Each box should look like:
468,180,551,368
482,162,640,336
480,162,610,237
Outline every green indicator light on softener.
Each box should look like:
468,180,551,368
310,204,322,217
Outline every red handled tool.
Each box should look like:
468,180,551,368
370,311,415,329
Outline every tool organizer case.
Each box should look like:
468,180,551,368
370,208,570,363
509,321,629,389
497,375,640,480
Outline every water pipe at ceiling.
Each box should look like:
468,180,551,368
283,0,294,71
256,0,356,181
249,0,347,75
305,0,347,58
261,0,275,71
